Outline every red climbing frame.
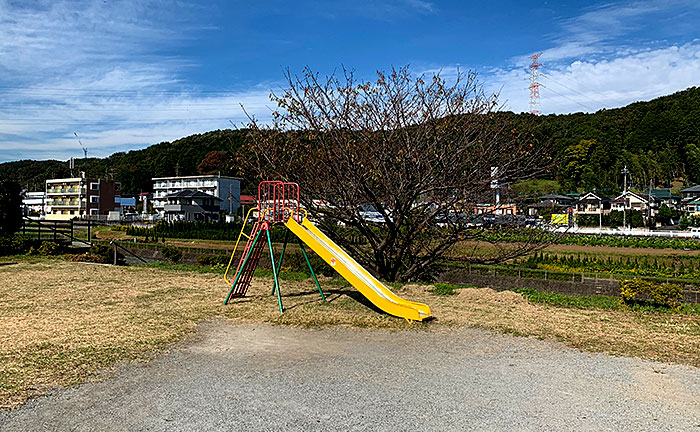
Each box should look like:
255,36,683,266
257,181,301,224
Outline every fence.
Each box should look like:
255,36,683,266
20,218,95,244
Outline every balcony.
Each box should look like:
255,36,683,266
48,200,83,208
47,187,84,195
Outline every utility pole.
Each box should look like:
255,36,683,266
621,165,629,230
648,179,653,227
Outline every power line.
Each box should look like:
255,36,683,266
539,72,610,109
539,83,596,112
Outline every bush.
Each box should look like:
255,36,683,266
89,244,125,264
37,241,62,256
161,245,182,263
196,253,232,267
0,235,33,256
620,278,683,308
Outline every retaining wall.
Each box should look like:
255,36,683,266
438,270,700,304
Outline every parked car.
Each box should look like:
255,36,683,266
691,227,700,238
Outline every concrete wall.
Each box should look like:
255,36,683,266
439,270,700,304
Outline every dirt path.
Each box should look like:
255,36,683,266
1,322,698,431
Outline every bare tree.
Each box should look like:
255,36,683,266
245,66,551,281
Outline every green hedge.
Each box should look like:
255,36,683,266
482,230,700,250
0,236,39,256
620,278,682,308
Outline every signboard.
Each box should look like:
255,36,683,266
551,213,569,224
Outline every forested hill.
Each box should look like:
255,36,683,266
0,129,252,194
510,86,700,192
2,86,699,195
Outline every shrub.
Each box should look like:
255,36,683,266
89,244,125,264
161,245,182,263
196,253,232,267
620,278,683,308
0,235,33,256
37,241,62,256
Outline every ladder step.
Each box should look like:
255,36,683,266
228,223,266,298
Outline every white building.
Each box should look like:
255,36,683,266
22,191,46,215
151,175,241,215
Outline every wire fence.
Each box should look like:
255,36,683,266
455,262,700,288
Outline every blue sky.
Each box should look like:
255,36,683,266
1,0,700,162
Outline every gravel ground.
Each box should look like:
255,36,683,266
1,322,698,431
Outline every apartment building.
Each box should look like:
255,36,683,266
151,175,241,215
45,175,121,220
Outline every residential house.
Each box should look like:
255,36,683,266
650,189,680,210
527,194,575,216
573,191,611,216
610,191,657,216
474,203,521,216
685,199,700,215
45,175,121,220
680,185,700,213
163,190,223,222
152,175,241,216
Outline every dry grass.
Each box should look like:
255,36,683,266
0,257,698,410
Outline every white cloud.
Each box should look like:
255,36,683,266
0,0,273,162
491,42,700,114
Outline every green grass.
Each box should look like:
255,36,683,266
514,288,700,315
429,283,465,296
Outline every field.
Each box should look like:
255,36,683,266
1,257,698,410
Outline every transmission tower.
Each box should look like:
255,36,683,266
528,52,543,115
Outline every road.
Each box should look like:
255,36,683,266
1,322,698,431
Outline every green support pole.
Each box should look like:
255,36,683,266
271,230,290,296
267,229,284,313
299,241,326,301
224,229,262,305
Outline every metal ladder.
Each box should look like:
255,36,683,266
224,222,265,303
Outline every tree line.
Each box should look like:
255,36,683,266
1,86,699,197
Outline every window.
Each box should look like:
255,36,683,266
90,182,99,191
90,209,98,215
90,196,99,203
506,209,513,215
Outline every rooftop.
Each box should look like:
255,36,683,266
650,189,679,199
166,190,222,201
152,175,242,181
539,194,573,201
681,185,700,193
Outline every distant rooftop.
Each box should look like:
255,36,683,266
166,190,222,201
650,189,679,199
539,194,573,201
152,174,242,181
681,185,700,193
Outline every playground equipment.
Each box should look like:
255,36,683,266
223,181,432,321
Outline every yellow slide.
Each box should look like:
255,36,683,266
285,216,432,321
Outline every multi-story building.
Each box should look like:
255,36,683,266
22,191,46,216
151,175,241,215
45,175,121,220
